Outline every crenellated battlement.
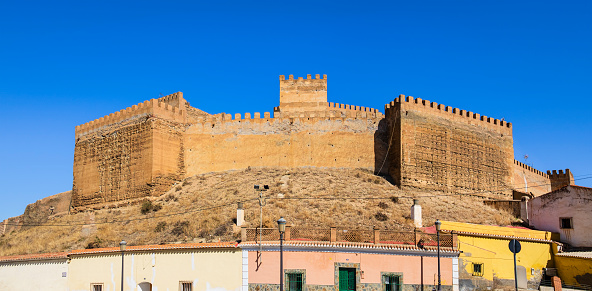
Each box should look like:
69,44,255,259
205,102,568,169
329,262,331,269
385,94,512,135
547,169,574,192
191,108,383,126
514,160,549,178
547,169,572,179
75,92,187,139
279,74,327,81
279,74,328,113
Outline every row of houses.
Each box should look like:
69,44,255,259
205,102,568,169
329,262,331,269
2,185,591,290
1,220,586,291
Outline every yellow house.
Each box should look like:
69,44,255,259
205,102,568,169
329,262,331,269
67,242,243,291
440,221,560,291
554,252,592,288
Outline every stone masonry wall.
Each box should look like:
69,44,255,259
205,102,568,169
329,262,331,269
72,93,187,210
183,113,387,176
386,95,515,197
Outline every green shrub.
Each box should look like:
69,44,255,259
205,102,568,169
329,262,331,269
155,221,167,232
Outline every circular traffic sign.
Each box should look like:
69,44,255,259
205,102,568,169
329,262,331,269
509,239,521,254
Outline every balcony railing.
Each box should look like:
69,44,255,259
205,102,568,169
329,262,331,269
242,226,457,250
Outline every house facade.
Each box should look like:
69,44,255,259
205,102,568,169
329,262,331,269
526,185,592,248
240,241,459,291
0,252,69,290
440,221,559,291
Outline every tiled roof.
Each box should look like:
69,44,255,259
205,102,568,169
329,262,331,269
556,251,592,259
441,229,559,244
239,241,459,254
69,241,239,255
0,242,239,262
0,252,68,263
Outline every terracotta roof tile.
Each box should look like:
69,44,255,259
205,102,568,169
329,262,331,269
441,229,559,244
556,251,592,259
0,252,68,263
69,241,238,255
239,241,459,254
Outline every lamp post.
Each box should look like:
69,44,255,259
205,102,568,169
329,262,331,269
120,240,126,291
277,217,286,291
435,220,441,291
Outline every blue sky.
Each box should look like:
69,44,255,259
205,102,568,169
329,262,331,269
0,1,590,220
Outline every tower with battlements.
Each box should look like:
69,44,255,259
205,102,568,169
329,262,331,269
70,75,573,210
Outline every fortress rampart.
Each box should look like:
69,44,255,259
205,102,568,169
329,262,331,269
75,92,187,140
70,75,574,210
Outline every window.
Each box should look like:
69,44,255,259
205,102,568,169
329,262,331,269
383,274,401,291
91,284,103,291
560,217,573,229
287,273,303,291
180,282,192,291
472,263,484,276
339,268,356,291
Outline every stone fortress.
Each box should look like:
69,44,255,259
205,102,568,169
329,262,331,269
71,74,574,211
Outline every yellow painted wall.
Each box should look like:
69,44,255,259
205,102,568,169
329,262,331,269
555,255,592,287
68,249,242,291
441,221,557,290
456,235,554,281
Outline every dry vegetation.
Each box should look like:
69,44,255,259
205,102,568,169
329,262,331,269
0,167,517,256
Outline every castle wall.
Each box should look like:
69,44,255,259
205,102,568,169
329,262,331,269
386,95,514,196
183,113,385,176
72,93,187,210
511,160,551,196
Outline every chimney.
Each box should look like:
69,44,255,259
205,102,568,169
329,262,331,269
236,202,245,227
411,199,422,228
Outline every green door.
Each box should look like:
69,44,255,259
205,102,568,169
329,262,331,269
339,268,356,291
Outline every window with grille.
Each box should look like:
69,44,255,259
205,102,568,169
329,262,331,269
560,217,573,229
91,284,103,291
383,275,401,291
472,263,484,276
287,273,303,291
180,282,192,291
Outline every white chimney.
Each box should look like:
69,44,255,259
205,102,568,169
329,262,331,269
236,202,245,227
411,199,422,228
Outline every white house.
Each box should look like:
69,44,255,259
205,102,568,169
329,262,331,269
527,185,592,247
0,252,69,290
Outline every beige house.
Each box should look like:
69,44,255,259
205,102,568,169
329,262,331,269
0,252,69,290
67,242,242,291
527,185,592,247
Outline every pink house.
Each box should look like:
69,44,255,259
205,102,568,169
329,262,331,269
239,229,460,291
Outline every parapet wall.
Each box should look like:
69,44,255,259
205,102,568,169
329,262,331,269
385,95,512,136
75,92,187,140
548,169,574,192
512,160,551,196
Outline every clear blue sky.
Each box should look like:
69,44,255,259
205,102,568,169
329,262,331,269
0,1,590,220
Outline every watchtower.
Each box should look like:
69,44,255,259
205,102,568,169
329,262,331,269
277,74,327,113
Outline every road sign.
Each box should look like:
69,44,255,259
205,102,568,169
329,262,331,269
509,239,521,253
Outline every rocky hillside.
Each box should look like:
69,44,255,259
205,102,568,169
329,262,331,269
0,167,516,256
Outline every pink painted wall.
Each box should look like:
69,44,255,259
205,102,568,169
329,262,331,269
248,250,453,286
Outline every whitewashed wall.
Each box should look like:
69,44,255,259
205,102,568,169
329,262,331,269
0,259,68,290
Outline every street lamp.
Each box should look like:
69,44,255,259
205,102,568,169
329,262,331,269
435,220,441,291
120,240,127,291
277,217,286,291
